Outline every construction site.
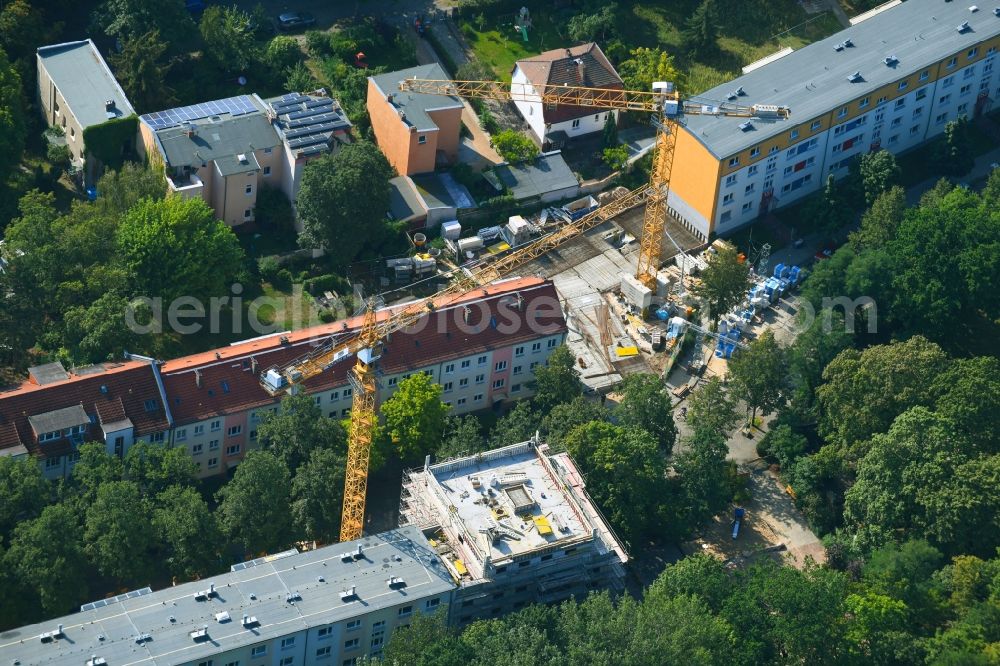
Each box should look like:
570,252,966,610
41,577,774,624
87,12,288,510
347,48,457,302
398,438,628,625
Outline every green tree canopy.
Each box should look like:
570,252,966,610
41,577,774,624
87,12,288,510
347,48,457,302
291,447,347,543
116,196,244,304
858,149,901,206
531,345,582,414
618,47,685,94
567,3,618,42
94,0,196,53
84,480,157,584
490,129,540,164
199,5,258,73
614,373,676,453
4,504,89,616
380,373,449,463
257,392,348,471
727,330,789,425
691,243,751,323
0,456,49,539
297,142,397,265
540,396,609,450
436,415,487,459
153,485,223,580
110,30,174,113
685,376,739,440
0,46,26,184
123,442,198,497
681,0,720,58
934,117,974,176
216,450,294,555
488,400,539,448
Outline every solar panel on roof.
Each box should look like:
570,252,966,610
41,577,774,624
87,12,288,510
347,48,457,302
305,99,333,109
141,96,258,131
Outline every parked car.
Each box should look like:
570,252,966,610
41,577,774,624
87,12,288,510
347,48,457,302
276,12,315,31
814,246,834,261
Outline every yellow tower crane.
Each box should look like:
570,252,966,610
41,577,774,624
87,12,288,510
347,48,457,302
260,76,790,543
397,76,790,288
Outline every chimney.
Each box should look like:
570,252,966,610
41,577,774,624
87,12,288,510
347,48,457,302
574,58,585,83
209,583,215,594
251,356,258,373
386,93,394,104
355,544,364,557
195,369,202,388
105,100,115,112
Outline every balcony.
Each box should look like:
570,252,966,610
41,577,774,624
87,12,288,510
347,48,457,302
167,171,204,200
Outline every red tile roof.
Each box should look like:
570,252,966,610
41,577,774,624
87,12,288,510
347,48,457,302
162,277,565,425
515,43,623,125
0,361,170,459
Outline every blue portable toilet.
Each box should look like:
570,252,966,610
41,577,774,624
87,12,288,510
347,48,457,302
773,263,785,279
86,186,97,201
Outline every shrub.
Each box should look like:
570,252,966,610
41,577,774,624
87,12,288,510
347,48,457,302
602,146,629,171
275,268,293,288
255,186,295,233
303,273,342,295
491,129,538,163
305,30,330,56
318,310,336,323
258,257,280,282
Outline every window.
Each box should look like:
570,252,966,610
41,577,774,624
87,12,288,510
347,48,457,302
209,439,219,450
224,662,239,666
720,210,732,223
263,166,271,176
888,134,899,145
264,147,272,154
194,424,204,436
316,647,331,659
347,619,361,631
961,84,972,95
912,107,923,118
280,659,294,666
916,89,927,100
443,381,453,392
281,637,296,650
837,106,848,118
513,365,522,375
725,174,737,187
747,165,758,175
985,59,994,73
426,598,440,610
514,346,524,357
70,127,75,138
226,444,240,456
249,430,256,440
197,661,213,666
969,47,979,59
251,646,267,657
940,94,951,105
192,443,203,454
343,388,352,397
780,173,813,193
343,660,357,666
477,355,487,365
211,420,221,431
344,638,360,650
531,342,542,352
547,338,558,348
474,394,484,402
571,119,581,128
810,120,822,130
228,425,242,437
475,374,485,384
990,47,998,56
769,145,779,155
530,361,540,370
445,363,455,373
964,67,976,80
45,457,61,469
144,399,158,412
245,184,253,196
894,98,905,110
459,377,469,387
898,80,908,90
750,146,760,157
943,76,954,88
398,605,413,617
495,361,507,372
594,114,600,121
744,183,755,194
372,621,385,633
723,192,734,205
461,359,471,369
457,397,467,405
920,69,929,80
208,457,218,468
341,408,350,416
947,57,958,68
150,432,164,443
911,125,920,135
493,379,505,389
418,135,426,144
891,117,901,128
511,384,521,393
728,156,739,167
371,637,384,650
877,95,887,105
859,96,870,108
175,428,187,441
789,129,799,140
958,103,969,116
741,202,753,212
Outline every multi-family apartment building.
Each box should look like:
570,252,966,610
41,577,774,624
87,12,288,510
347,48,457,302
400,438,629,626
667,0,1000,239
0,277,566,479
137,91,351,226
0,526,454,666
36,39,136,185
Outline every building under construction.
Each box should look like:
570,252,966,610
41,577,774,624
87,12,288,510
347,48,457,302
399,438,628,625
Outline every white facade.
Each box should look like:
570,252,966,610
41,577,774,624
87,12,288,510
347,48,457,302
712,49,999,233
510,65,618,145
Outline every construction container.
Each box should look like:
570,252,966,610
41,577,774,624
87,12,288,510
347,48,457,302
413,255,436,275
440,220,462,240
456,236,485,254
620,274,653,310
562,195,599,221
502,215,533,247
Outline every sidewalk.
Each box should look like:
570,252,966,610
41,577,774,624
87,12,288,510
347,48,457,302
904,143,1000,205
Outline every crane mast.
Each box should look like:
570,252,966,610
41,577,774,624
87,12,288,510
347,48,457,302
260,75,789,544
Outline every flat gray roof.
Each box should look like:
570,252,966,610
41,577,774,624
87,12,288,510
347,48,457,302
388,176,424,222
0,527,454,666
410,173,475,210
37,40,135,129
27,404,89,435
370,64,463,133
495,151,579,200
143,96,280,170
683,0,1000,158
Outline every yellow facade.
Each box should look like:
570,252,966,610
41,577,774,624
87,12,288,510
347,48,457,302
668,128,723,231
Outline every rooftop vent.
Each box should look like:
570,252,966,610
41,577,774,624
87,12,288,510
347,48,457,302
87,658,107,666
193,583,216,601
387,576,406,589
957,20,971,31
237,153,248,164
285,591,302,603
994,7,1000,15
844,38,854,47
215,611,231,623
189,626,209,642
970,5,979,11
242,614,259,628
883,55,898,65
847,71,864,82
134,633,152,644
39,624,65,643
340,586,358,601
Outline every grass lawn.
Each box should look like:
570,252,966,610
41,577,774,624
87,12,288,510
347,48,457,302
459,1,844,93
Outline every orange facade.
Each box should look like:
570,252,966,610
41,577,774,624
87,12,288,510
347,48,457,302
367,79,462,176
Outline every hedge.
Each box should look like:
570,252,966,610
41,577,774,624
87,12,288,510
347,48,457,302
82,115,139,171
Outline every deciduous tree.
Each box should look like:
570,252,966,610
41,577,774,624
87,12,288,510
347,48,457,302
199,6,258,73
490,129,539,164
567,3,618,42
297,142,396,266
489,400,539,447
291,447,346,543
540,396,608,449
685,376,739,440
110,30,174,113
858,149,901,206
614,373,676,453
618,47,685,94
216,450,293,555
257,392,348,471
380,373,449,463
690,243,750,323
123,441,198,497
531,345,582,414
727,330,789,426
851,185,906,251
436,415,486,459
153,485,222,580
934,117,974,176
84,480,157,584
0,47,26,184
0,456,49,539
